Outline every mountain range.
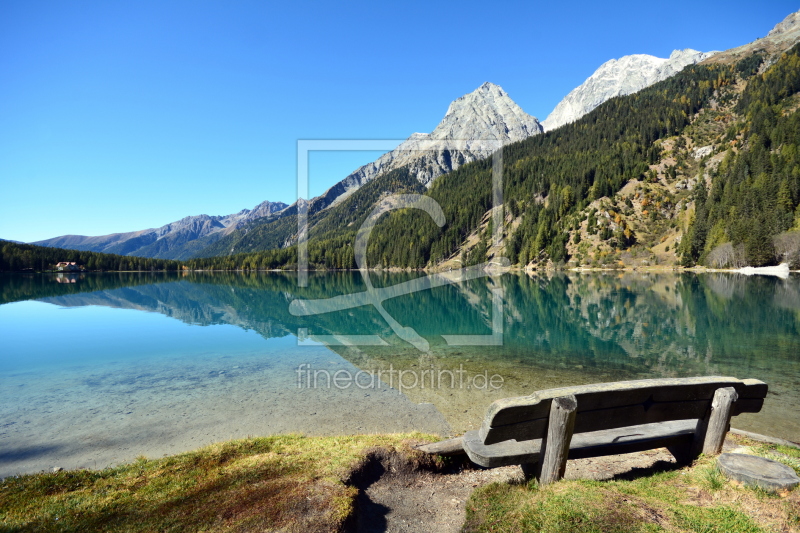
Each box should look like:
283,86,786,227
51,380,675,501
27,9,800,270
33,200,287,260
541,49,717,131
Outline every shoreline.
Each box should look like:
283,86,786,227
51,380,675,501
3,424,797,483
7,265,798,274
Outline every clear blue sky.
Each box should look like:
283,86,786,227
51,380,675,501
1,0,797,242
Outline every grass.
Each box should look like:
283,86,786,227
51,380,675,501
2,433,798,532
0,433,436,533
463,436,800,533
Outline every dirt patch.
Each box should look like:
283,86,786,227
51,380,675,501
346,447,522,533
342,433,800,532
345,442,689,532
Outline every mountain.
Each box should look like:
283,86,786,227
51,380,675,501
33,200,288,260
185,9,800,272
289,82,541,214
703,9,800,66
542,49,716,131
194,82,542,257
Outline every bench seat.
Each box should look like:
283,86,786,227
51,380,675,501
463,419,697,468
430,376,769,484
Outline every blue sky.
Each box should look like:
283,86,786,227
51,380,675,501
1,0,797,243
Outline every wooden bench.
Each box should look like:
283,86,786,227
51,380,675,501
421,376,768,485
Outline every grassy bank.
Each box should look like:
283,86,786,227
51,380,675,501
0,433,438,533
464,436,800,533
1,433,798,532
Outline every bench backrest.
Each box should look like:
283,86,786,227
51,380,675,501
479,376,768,445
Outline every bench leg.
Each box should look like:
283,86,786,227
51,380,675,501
520,462,537,481
692,386,738,457
536,395,578,485
667,444,699,465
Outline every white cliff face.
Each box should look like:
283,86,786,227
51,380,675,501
542,49,716,132
316,82,542,207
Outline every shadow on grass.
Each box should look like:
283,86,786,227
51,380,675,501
609,458,685,482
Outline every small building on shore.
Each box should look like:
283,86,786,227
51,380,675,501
55,262,81,272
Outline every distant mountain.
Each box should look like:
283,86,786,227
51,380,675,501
287,82,542,216
542,49,716,131
195,82,542,257
33,200,288,260
702,9,800,65
186,8,800,272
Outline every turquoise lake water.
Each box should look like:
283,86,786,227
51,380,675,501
1,271,798,477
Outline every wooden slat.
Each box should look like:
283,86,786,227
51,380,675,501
732,398,764,415
463,420,697,468
480,377,767,445
415,437,465,456
483,399,713,444
699,387,738,455
463,430,540,468
537,395,577,484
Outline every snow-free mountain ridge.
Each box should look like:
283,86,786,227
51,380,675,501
34,200,288,260
298,82,543,212
542,49,717,131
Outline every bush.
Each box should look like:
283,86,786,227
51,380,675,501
773,231,800,268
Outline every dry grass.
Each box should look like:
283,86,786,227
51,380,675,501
0,433,437,533
464,436,800,533
3,432,798,532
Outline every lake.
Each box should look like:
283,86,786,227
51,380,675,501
1,270,799,478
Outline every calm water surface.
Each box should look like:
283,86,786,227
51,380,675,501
1,271,799,476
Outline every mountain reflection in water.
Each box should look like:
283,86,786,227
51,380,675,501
2,270,799,443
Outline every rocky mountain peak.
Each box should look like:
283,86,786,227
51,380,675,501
305,82,543,211
436,82,540,143
768,9,800,38
542,49,715,131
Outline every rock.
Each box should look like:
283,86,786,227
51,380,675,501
692,145,714,160
766,10,800,41
542,49,716,132
314,82,543,201
270,82,543,227
717,453,800,493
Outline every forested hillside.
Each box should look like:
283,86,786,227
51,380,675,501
0,241,182,272
679,46,800,267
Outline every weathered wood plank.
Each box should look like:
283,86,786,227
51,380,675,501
479,378,767,445
731,398,764,415
697,386,738,456
484,377,766,428
463,430,540,468
415,437,466,456
740,379,768,399
463,420,698,468
569,423,694,460
482,399,712,445
537,395,577,484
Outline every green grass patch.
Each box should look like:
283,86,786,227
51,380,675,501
0,433,434,533
462,443,800,533
463,474,768,533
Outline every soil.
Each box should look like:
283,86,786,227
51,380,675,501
346,436,746,533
